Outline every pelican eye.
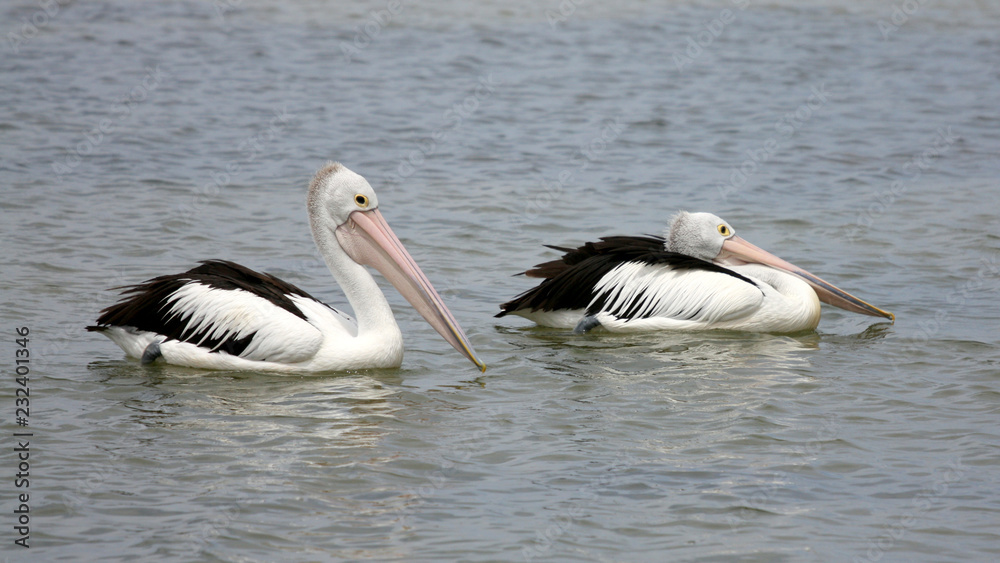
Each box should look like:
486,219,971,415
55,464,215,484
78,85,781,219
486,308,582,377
717,224,732,237
354,194,370,208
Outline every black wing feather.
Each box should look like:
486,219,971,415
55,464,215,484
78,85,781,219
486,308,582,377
87,260,322,356
497,236,756,317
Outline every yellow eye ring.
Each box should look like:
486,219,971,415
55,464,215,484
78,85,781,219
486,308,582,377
717,224,731,237
354,194,370,208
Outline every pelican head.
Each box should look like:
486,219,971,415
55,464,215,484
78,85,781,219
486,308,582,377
666,211,894,321
307,163,382,227
308,163,486,371
666,211,735,261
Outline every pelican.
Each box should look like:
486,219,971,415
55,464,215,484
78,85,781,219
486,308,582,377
88,163,486,372
496,211,894,333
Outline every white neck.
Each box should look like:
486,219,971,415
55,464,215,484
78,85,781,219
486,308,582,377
310,220,401,338
733,264,822,331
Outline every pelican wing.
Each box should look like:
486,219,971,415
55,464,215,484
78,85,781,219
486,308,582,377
90,260,352,364
588,261,764,327
498,236,762,324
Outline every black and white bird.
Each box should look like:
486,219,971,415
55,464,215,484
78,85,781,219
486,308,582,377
89,163,485,373
497,212,894,333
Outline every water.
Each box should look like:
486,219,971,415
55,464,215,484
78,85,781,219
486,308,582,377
2,0,999,561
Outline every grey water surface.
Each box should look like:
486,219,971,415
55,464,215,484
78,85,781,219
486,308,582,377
2,1,999,561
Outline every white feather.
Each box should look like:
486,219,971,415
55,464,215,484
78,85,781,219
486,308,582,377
100,283,403,371
92,163,471,373
513,308,587,330
161,283,324,363
592,263,763,328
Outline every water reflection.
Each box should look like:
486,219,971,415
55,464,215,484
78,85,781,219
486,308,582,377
88,361,406,448
496,324,827,379
80,360,438,557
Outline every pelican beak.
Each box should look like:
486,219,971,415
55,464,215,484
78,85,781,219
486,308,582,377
335,208,486,372
718,236,894,322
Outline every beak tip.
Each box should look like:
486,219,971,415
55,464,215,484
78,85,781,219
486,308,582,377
470,355,487,372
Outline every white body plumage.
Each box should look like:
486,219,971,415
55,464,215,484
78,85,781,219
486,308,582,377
499,212,892,333
90,163,485,373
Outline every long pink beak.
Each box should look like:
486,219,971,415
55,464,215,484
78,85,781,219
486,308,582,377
718,236,894,321
335,208,486,372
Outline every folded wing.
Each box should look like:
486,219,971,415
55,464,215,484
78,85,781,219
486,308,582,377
498,236,765,327
89,260,353,364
